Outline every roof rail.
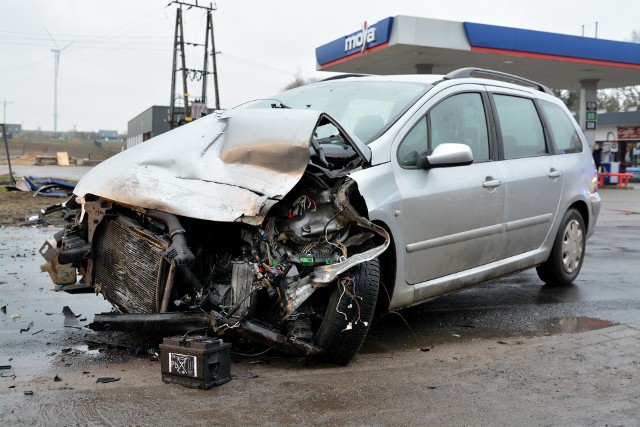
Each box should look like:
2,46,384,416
320,73,369,82
444,68,554,95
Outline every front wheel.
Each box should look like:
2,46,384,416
313,255,380,365
536,208,585,286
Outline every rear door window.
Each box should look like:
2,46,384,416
493,95,547,159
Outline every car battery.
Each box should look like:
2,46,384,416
160,336,232,389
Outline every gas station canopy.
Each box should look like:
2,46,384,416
315,16,640,90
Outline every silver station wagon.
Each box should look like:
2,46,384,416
41,68,601,364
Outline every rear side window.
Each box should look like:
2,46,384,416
493,95,546,159
539,101,583,154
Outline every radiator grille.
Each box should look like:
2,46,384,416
93,217,167,314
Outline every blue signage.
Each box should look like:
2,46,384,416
464,22,640,66
316,17,394,66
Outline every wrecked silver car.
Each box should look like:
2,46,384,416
41,69,600,364
41,106,390,364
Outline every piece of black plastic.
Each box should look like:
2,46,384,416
96,377,120,384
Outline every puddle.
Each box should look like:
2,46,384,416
542,317,617,334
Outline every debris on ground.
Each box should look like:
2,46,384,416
53,375,62,382
23,390,33,396
0,188,70,227
20,322,34,333
96,377,120,384
7,176,75,198
62,306,80,327
0,365,15,377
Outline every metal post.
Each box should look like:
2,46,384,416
169,9,180,129
168,1,219,122
2,124,16,186
179,11,190,122
201,13,210,104
2,100,12,124
209,12,220,110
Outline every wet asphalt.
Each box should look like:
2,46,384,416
0,186,638,372
0,186,639,426
363,187,640,352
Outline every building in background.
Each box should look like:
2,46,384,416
97,130,121,142
3,124,22,138
126,105,215,149
316,16,640,151
595,111,640,177
126,106,172,149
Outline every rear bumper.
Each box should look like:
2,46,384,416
588,191,602,238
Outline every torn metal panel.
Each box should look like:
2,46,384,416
310,179,390,285
73,109,324,224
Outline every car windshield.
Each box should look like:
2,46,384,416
244,80,430,144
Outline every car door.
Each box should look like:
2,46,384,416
392,86,505,285
488,89,563,259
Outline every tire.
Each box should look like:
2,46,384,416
313,254,380,365
536,208,586,286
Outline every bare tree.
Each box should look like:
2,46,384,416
553,89,580,113
282,68,317,90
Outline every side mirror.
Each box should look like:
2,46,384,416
416,143,473,170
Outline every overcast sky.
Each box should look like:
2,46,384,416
1,0,638,133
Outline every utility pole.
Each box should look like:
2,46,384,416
1,124,16,186
46,30,72,133
168,1,220,129
207,12,220,110
169,8,190,129
2,100,12,125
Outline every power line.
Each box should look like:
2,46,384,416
220,52,298,77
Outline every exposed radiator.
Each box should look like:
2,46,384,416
92,216,168,314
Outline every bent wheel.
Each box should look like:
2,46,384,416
536,208,585,286
314,253,380,365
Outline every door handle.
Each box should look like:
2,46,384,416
483,178,502,188
548,169,562,178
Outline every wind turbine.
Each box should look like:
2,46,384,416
46,29,72,133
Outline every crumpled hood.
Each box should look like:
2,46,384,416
75,109,331,224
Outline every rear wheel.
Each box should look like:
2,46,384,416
536,208,585,286
314,254,380,365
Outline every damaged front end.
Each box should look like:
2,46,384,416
40,109,388,364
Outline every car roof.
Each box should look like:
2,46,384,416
320,73,443,85
320,68,556,98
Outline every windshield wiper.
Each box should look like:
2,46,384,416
270,100,291,109
316,135,346,145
